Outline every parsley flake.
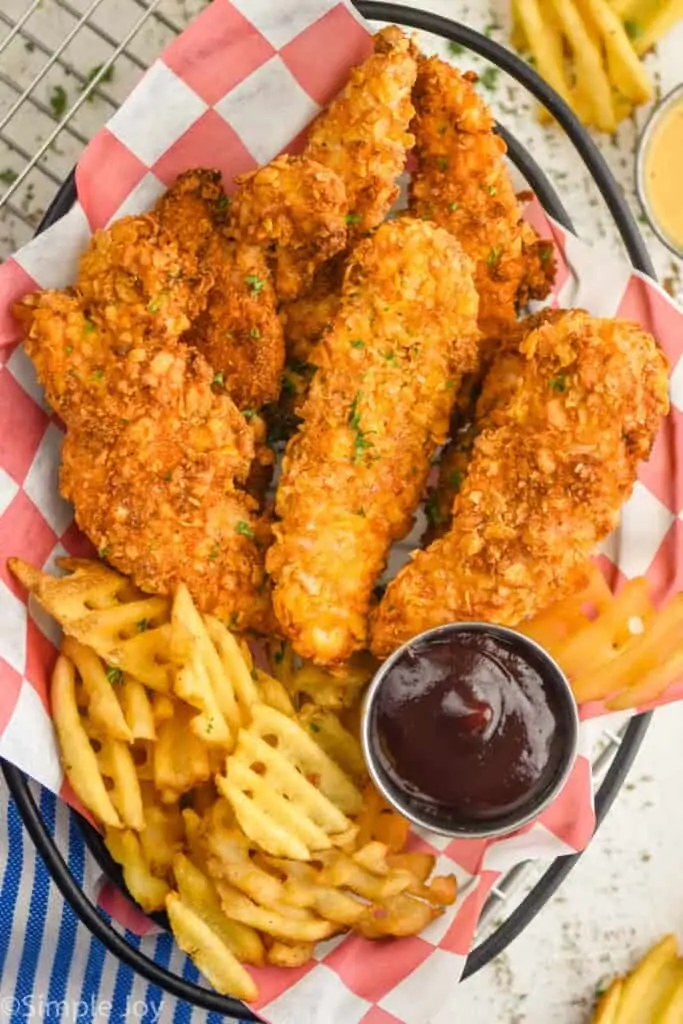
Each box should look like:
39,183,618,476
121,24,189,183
147,298,161,313
216,194,230,212
212,371,225,387
487,185,497,196
448,41,465,56
241,408,256,421
448,201,459,212
136,619,149,633
90,368,104,381
81,63,115,100
435,156,450,172
84,320,96,333
487,246,502,268
49,84,68,118
98,546,109,558
249,327,260,339
0,168,18,185
245,274,265,295
209,542,220,560
540,244,554,265
624,19,641,40
106,665,123,685
310,722,321,733
384,351,399,366
348,392,375,463
425,496,443,526
345,212,362,225
350,339,365,349
478,67,499,90
549,375,567,392
449,469,464,491
65,344,73,355
236,520,255,539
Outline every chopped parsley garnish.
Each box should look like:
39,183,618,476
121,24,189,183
624,19,641,40
245,274,265,295
90,368,104,381
540,244,554,265
282,374,297,394
241,408,256,421
0,168,18,185
147,298,161,313
65,345,73,355
350,339,365,349
236,520,255,539
84,320,96,333
354,507,366,517
478,67,499,90
212,371,225,387
49,84,68,118
106,665,123,685
81,63,115,99
249,327,260,339
549,374,567,392
309,722,321,733
425,495,443,526
348,392,374,463
273,648,284,664
216,194,230,212
448,201,459,212
345,212,362,225
98,546,109,558
229,612,240,629
208,542,220,560
136,619,149,632
435,156,450,172
449,469,464,491
206,717,214,735
487,185,497,196
487,246,501,268
444,379,455,389
384,351,399,366
448,41,464,56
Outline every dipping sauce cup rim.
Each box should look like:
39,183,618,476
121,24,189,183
635,82,683,259
361,621,580,840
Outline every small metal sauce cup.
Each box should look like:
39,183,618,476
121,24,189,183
635,83,683,258
361,622,580,840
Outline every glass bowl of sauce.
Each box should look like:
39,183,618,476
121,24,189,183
361,623,579,839
636,84,683,257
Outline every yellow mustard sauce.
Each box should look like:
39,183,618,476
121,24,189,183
644,96,683,252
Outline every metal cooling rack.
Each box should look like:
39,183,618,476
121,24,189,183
0,0,644,1004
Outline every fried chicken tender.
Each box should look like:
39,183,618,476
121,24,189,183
410,58,555,338
304,26,418,238
156,169,285,409
227,155,348,301
280,255,345,363
267,219,479,665
371,311,669,657
59,348,272,631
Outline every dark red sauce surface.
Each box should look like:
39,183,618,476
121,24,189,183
374,630,566,821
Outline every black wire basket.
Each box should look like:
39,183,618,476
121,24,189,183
1,2,656,1018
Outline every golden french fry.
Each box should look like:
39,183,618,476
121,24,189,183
579,0,652,103
356,891,442,939
204,616,260,721
266,941,315,968
173,853,265,966
215,882,338,944
51,654,122,828
130,739,155,782
593,979,623,1024
289,653,375,710
61,637,132,742
119,677,156,741
105,828,169,913
606,644,683,710
355,783,410,854
96,735,144,831
171,585,239,748
166,892,258,1001
253,669,295,717
631,0,683,57
548,0,617,131
154,702,212,803
138,787,184,876
268,640,296,688
617,936,679,1023
218,704,361,859
296,705,367,785
515,0,575,109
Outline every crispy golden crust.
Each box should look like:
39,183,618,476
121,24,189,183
267,218,479,665
409,58,554,337
280,254,345,364
228,155,348,301
156,170,285,409
371,311,669,657
424,310,565,543
304,27,417,238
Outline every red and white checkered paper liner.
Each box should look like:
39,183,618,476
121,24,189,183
1,1,682,1020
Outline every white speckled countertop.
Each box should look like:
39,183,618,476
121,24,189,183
1,1,683,1021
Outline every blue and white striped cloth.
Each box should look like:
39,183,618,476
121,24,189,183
0,782,247,1023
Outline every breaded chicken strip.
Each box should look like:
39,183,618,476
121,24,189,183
59,344,272,631
424,310,564,543
267,219,479,665
227,155,348,301
156,169,285,409
371,312,669,656
304,26,418,238
280,254,345,363
410,58,555,338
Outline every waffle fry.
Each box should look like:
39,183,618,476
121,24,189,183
154,701,213,803
285,653,376,710
296,705,367,786
355,782,410,853
138,787,184,876
218,703,362,859
166,892,259,1001
105,828,170,913
61,636,132,742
